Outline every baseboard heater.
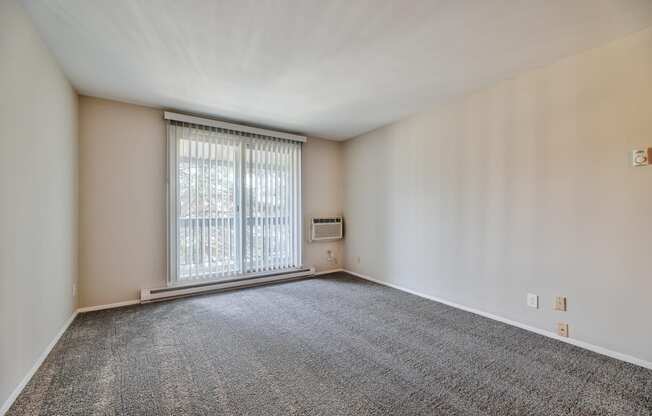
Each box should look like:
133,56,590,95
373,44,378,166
140,267,315,303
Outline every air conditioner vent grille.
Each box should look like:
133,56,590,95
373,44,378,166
310,217,343,241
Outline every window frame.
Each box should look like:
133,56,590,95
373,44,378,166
165,114,304,287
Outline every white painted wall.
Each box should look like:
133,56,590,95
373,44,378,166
0,0,78,408
343,28,652,363
78,96,344,307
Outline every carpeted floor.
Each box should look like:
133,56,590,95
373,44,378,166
8,272,652,415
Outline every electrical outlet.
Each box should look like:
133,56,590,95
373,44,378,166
557,323,569,337
356,256,361,264
632,149,651,167
326,250,336,264
72,283,77,297
554,296,567,311
527,293,539,309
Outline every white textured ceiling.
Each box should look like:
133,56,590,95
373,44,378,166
21,0,652,140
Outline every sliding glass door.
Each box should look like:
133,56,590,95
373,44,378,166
167,122,302,285
175,128,240,281
243,138,302,275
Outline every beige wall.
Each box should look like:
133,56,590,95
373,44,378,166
302,137,344,271
0,0,78,409
78,97,166,308
343,28,652,363
79,97,344,307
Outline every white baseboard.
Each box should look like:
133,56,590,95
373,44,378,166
0,311,78,416
344,269,652,370
76,299,140,313
314,268,344,276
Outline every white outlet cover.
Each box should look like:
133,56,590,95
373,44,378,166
527,293,539,309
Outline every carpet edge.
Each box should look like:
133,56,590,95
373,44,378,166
344,269,652,371
0,311,78,415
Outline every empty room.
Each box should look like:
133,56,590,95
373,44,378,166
2,0,652,414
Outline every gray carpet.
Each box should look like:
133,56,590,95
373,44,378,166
8,272,652,415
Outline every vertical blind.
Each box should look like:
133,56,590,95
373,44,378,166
167,121,302,285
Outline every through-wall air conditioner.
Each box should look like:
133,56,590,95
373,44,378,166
310,217,343,242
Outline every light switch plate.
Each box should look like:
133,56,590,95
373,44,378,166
527,293,538,309
554,296,567,311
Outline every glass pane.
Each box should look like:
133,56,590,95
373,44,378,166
177,134,239,282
